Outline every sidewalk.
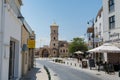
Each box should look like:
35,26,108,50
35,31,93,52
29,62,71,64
21,64,48,80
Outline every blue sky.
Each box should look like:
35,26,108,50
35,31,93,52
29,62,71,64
21,0,102,48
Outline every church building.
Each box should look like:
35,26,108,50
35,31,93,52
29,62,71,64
38,22,69,57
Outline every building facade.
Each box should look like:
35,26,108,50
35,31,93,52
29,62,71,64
21,20,35,76
102,0,120,63
87,7,103,49
103,0,120,45
0,0,23,80
94,7,103,47
0,0,35,80
38,23,69,57
58,41,69,57
89,0,120,65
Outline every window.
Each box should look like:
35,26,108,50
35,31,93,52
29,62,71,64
99,14,101,18
99,24,101,35
109,15,115,29
60,50,62,53
54,37,56,40
53,43,55,46
108,0,115,12
54,30,56,33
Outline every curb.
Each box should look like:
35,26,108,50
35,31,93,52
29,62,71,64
44,65,60,80
44,66,51,80
48,68,60,80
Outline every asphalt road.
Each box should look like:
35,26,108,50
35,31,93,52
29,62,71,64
36,59,102,80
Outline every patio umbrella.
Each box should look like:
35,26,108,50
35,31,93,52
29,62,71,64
88,43,120,53
88,47,101,53
74,51,83,54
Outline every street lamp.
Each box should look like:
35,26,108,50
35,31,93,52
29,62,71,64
87,19,95,48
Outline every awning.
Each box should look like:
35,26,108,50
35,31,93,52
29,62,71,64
88,43,120,53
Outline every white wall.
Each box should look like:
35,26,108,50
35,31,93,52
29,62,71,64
0,0,1,79
103,0,110,41
0,0,4,79
1,2,22,80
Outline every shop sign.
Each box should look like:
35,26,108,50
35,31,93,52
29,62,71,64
27,39,35,48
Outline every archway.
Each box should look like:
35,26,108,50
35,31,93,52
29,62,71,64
42,49,49,57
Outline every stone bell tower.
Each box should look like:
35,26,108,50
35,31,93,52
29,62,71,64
50,22,59,57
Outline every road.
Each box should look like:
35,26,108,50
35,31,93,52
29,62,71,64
36,59,102,80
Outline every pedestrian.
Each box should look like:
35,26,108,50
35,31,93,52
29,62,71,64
98,62,100,72
104,62,108,73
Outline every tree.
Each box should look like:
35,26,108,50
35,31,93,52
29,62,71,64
68,37,88,56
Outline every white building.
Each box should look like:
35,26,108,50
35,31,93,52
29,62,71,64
92,0,120,65
102,0,120,47
0,0,23,80
94,7,103,47
87,7,103,49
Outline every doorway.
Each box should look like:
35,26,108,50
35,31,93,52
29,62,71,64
9,41,15,80
42,49,49,57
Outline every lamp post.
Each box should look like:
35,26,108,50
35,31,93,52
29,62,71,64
87,19,95,48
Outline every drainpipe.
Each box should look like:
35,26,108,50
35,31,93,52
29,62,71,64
0,0,5,79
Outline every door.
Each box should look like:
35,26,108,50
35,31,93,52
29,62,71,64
9,41,15,80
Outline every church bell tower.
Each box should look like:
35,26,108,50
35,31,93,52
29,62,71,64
50,22,59,57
